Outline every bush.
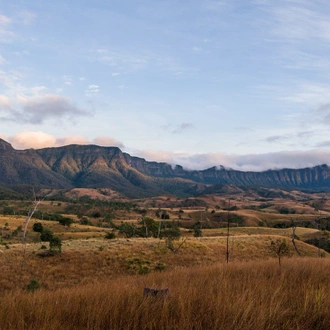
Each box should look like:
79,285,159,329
105,232,116,239
91,211,102,218
3,206,14,215
40,228,54,242
154,262,166,271
278,207,296,214
33,222,44,233
49,236,62,253
80,217,92,225
59,217,73,227
26,279,40,292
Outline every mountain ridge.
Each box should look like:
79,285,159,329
1,139,330,197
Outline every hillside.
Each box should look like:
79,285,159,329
1,139,330,197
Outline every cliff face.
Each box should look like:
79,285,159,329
0,139,330,197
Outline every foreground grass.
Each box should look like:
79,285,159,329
1,258,330,329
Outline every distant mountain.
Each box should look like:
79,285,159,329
1,138,330,197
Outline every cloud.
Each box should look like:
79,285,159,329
265,135,289,143
0,15,11,26
5,131,330,171
192,46,202,52
0,55,6,64
6,131,124,150
315,141,330,148
92,136,124,148
172,123,194,134
280,83,330,105
112,72,120,76
8,131,56,149
0,95,10,109
0,14,14,42
0,94,88,124
133,148,330,171
62,75,72,85
203,1,227,11
16,11,36,25
55,135,89,146
269,4,330,43
91,48,182,73
85,84,99,96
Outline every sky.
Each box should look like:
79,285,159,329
1,0,330,171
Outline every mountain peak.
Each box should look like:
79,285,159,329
0,139,14,151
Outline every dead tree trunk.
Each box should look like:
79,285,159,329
291,225,301,256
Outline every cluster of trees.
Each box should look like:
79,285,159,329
278,206,296,214
32,222,62,254
116,217,180,240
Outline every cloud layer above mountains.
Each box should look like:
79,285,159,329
1,131,329,172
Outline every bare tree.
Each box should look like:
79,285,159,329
226,200,230,263
270,239,290,268
291,223,301,256
19,189,42,286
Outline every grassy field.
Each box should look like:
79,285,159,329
1,259,330,329
1,191,330,329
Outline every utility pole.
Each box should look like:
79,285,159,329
226,199,230,264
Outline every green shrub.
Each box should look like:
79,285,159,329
105,232,116,239
33,222,44,233
26,279,40,292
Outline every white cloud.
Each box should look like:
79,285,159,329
6,132,124,150
280,83,330,105
112,72,120,76
4,131,330,171
0,55,6,64
92,136,124,148
55,135,89,146
0,15,11,26
8,131,56,149
85,84,99,96
0,95,10,109
134,149,330,171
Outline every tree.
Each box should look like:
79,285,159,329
162,224,182,252
270,239,290,267
32,222,44,233
139,217,158,238
118,222,136,238
192,221,202,237
49,236,62,253
58,217,73,227
40,228,54,242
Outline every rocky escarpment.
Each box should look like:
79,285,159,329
0,139,330,197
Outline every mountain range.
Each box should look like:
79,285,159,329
1,138,330,198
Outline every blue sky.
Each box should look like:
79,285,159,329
1,0,330,170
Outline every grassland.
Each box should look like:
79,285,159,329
1,189,330,329
1,259,330,329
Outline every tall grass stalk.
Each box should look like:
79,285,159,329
1,258,330,329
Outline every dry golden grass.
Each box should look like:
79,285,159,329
1,258,330,329
201,226,319,240
0,233,324,293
